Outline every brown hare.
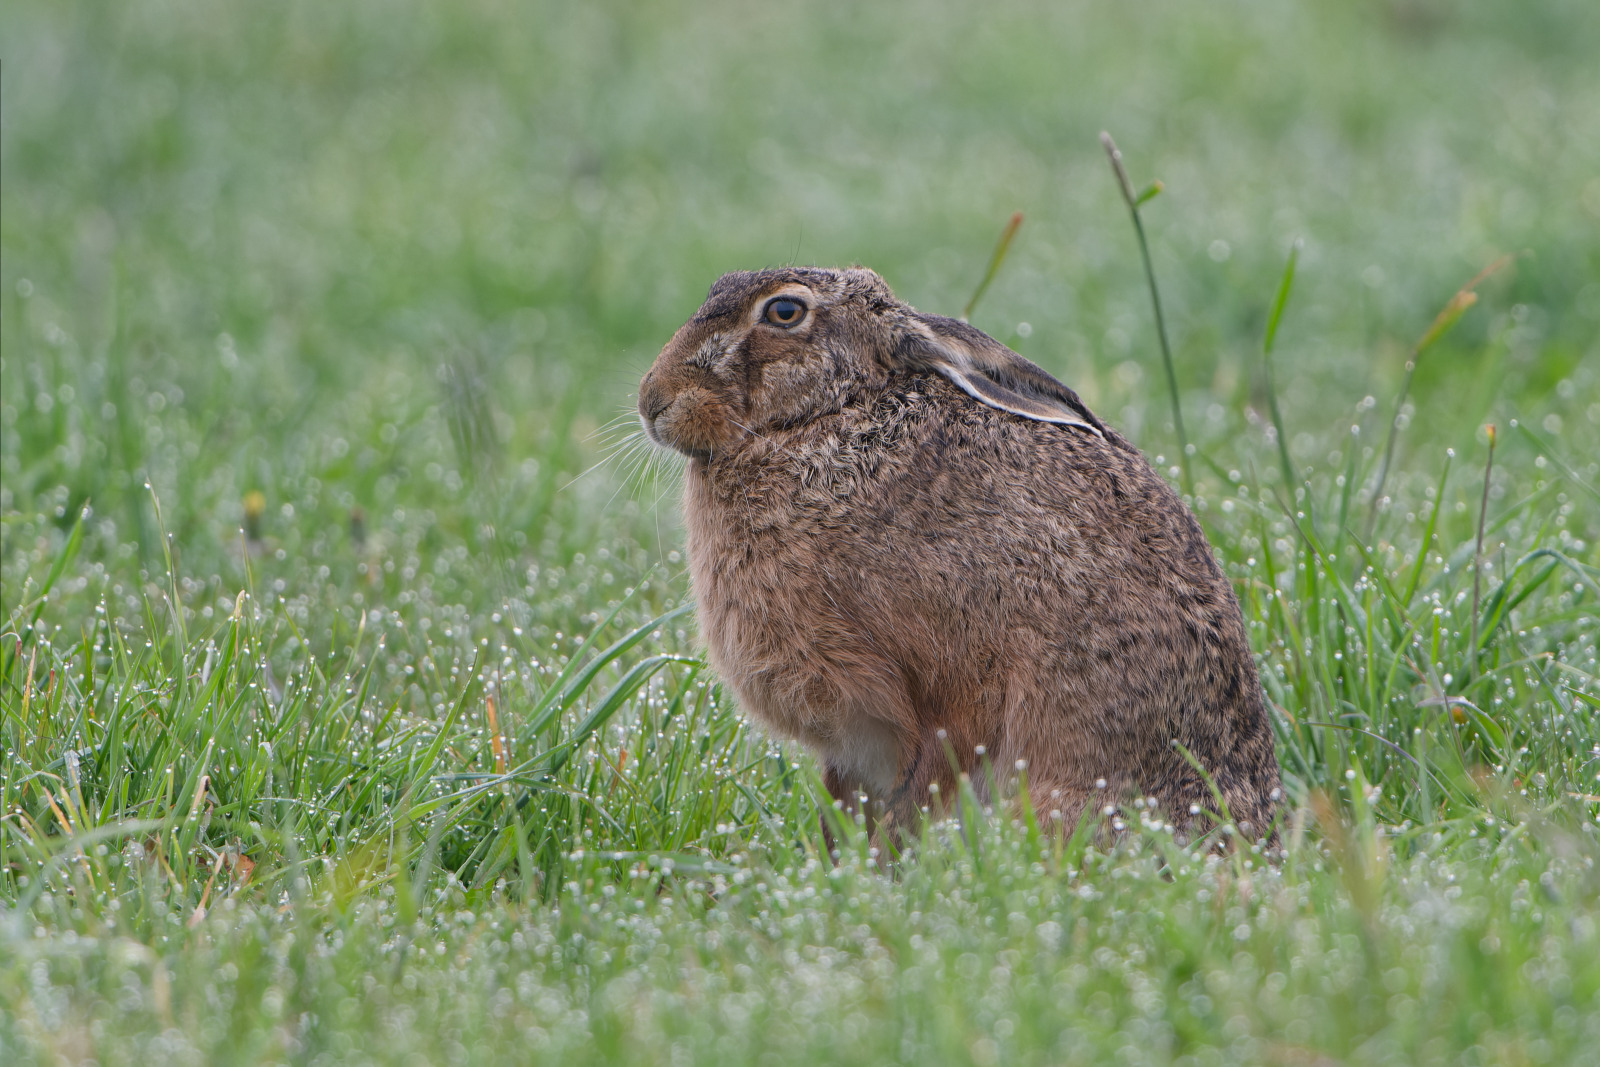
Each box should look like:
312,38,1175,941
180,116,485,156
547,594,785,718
638,267,1282,845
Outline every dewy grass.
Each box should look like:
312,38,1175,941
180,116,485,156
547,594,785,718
4,0,1600,1063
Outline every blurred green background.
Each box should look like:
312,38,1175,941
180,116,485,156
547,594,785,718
5,0,1598,591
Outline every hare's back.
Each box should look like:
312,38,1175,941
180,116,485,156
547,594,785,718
850,375,1221,597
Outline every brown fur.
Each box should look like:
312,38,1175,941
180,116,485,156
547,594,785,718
638,267,1282,843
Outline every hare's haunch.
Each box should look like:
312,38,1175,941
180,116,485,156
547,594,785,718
639,267,1282,842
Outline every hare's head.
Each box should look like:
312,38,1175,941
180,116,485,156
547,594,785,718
638,266,1104,461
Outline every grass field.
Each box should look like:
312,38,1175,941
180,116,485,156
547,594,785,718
3,0,1600,1063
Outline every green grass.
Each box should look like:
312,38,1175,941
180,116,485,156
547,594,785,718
3,0,1599,1063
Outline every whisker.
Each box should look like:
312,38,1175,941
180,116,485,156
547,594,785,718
726,418,770,443
609,436,658,504
560,411,661,494
588,407,642,439
563,436,645,493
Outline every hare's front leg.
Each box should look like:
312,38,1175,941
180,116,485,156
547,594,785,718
819,725,964,860
819,761,900,862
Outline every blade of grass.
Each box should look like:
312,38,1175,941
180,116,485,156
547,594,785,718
1469,425,1497,679
1475,549,1593,651
1367,255,1513,537
1401,450,1453,606
1509,418,1600,506
1262,241,1302,497
544,653,702,775
7,503,89,677
521,601,692,740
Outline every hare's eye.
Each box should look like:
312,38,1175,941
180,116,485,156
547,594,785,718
763,298,806,327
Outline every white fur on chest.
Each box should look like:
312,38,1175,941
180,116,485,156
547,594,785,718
816,714,903,796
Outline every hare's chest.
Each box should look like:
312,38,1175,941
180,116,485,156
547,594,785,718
685,500,910,794
694,588,902,787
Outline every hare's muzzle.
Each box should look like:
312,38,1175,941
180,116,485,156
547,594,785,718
637,370,741,461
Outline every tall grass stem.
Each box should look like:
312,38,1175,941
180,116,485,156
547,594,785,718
962,212,1024,322
1101,132,1191,498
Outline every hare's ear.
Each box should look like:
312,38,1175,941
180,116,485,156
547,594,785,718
896,315,1105,437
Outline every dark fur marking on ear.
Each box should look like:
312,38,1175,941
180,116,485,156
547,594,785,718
896,315,1108,438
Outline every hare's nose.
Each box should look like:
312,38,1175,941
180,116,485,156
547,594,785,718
639,378,671,423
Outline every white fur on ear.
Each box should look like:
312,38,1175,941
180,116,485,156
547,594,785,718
902,318,1104,437
938,364,1103,435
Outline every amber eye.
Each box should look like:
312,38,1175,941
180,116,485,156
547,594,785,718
764,297,806,327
